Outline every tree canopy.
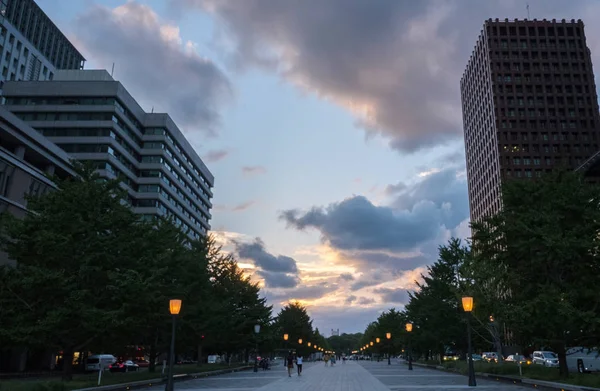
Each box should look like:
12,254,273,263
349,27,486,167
0,165,272,379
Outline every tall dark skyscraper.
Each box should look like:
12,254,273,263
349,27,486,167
461,18,600,223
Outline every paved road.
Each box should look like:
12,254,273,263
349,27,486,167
148,360,533,390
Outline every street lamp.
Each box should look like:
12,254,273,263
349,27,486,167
307,342,311,347
298,338,303,344
165,299,182,391
283,333,289,355
253,324,261,373
406,323,413,371
376,337,380,343
370,341,374,346
386,332,392,365
462,296,476,387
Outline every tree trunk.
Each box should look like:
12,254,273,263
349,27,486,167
148,345,157,373
148,328,159,373
556,345,569,378
196,344,203,367
62,348,74,381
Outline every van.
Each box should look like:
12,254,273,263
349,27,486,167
86,354,117,371
207,355,221,364
566,347,600,373
532,351,559,367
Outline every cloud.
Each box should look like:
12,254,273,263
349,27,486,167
374,287,410,304
357,297,376,305
339,273,354,281
345,295,357,304
280,167,469,272
235,238,299,288
73,1,232,135
175,0,600,152
242,166,267,176
204,149,229,162
231,200,256,212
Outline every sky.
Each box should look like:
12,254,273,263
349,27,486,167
39,0,600,335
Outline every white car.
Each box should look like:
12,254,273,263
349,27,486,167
532,351,559,367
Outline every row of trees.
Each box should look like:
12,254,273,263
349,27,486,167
362,171,600,377
271,302,332,357
0,166,271,380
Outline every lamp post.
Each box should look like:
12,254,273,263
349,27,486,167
386,332,392,365
462,296,477,387
283,333,289,356
165,299,182,391
253,324,261,372
406,323,413,371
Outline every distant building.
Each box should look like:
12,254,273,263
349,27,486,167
0,0,85,85
461,18,600,223
2,70,214,238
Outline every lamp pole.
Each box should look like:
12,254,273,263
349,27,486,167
165,299,182,391
462,296,477,387
253,324,261,372
406,323,413,371
386,333,391,365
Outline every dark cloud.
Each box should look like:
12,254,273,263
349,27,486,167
280,167,468,271
242,166,267,176
256,270,298,289
204,149,229,163
174,0,600,152
235,238,299,288
345,295,357,304
374,288,410,304
339,273,354,281
73,2,232,135
231,200,255,212
357,297,376,305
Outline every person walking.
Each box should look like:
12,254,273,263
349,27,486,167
296,355,303,376
286,352,294,377
324,353,329,367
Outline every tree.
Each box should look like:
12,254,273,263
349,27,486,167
206,244,272,362
470,170,600,377
405,239,468,362
273,302,314,356
0,166,146,379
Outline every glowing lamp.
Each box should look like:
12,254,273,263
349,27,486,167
462,297,474,312
169,299,182,315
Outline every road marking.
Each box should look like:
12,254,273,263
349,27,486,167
196,376,282,380
376,374,461,377
389,386,512,389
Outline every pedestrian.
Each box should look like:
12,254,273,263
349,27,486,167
342,356,346,364
324,354,329,367
286,352,294,377
331,355,336,366
296,355,303,376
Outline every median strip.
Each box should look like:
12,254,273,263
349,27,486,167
72,366,253,391
407,362,600,391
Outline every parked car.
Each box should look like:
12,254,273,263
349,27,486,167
109,360,140,372
85,354,116,372
134,359,150,368
471,354,483,361
532,351,559,367
505,354,529,364
482,352,499,362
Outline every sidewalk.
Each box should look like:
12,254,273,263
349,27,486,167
256,361,390,391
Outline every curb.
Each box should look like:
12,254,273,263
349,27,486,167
408,362,600,391
73,366,253,391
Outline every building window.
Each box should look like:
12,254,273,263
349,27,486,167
0,160,15,197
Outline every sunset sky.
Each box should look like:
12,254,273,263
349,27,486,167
40,0,600,334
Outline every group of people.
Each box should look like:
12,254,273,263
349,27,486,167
323,353,336,366
286,352,303,377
